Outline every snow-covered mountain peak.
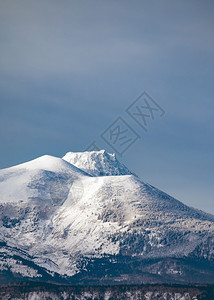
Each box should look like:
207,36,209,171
62,150,133,176
0,155,89,205
0,154,88,176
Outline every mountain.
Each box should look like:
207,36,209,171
0,150,214,285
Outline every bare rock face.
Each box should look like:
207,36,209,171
0,151,214,285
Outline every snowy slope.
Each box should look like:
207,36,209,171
0,151,214,284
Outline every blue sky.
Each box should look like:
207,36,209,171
0,1,214,213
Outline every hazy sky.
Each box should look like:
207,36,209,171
0,1,214,213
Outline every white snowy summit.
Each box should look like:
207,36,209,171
0,150,214,285
63,150,133,176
